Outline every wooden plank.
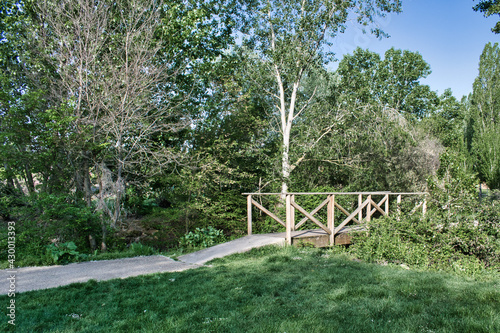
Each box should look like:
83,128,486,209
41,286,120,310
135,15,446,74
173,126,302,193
327,195,335,245
285,194,292,245
251,199,285,227
247,195,252,235
397,194,402,215
334,202,361,224
291,201,331,234
291,194,295,231
289,227,367,246
295,197,330,229
369,196,387,216
334,198,370,233
335,232,352,245
242,192,393,196
410,201,424,215
385,194,389,215
286,195,292,245
358,194,362,222
367,195,371,222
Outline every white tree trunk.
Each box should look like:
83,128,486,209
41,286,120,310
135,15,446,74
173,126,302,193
281,132,290,198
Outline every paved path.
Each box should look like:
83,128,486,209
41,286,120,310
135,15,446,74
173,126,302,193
0,234,286,294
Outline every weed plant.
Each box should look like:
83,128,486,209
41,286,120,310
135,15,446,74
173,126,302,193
178,226,226,249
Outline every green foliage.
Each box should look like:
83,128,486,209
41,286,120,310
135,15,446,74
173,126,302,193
0,183,23,220
336,47,439,119
468,42,500,189
424,89,468,151
179,226,226,249
0,193,102,267
350,158,499,278
46,241,81,265
427,149,478,216
16,193,102,245
350,207,499,278
124,186,159,217
474,0,500,33
128,242,156,256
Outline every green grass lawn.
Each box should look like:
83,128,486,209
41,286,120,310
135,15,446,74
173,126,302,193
2,246,499,332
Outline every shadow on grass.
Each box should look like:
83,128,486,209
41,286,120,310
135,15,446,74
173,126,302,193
1,246,499,332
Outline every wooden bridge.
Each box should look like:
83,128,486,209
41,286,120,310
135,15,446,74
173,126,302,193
243,192,427,246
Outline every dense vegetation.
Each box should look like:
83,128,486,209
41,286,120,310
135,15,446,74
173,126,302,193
0,0,499,278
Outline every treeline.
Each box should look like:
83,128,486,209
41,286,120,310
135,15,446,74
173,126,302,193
0,1,499,263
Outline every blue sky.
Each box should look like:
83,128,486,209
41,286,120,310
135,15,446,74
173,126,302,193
330,0,500,99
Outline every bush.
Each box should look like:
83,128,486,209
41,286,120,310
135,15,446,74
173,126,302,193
179,226,226,249
346,148,497,277
0,193,102,266
46,241,82,265
349,199,500,277
128,242,156,256
0,184,22,220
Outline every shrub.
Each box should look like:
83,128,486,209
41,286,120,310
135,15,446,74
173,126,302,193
179,226,226,249
129,242,156,256
46,241,82,265
349,200,500,277
0,184,23,220
0,193,102,266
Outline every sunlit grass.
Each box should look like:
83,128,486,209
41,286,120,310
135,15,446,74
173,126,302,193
1,246,499,332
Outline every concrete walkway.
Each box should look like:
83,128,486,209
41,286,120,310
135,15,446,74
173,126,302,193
0,234,286,294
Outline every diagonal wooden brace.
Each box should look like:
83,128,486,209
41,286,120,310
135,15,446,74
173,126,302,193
251,199,285,227
291,201,331,234
295,197,330,229
334,198,370,234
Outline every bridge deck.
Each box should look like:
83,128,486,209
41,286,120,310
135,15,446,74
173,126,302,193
288,226,366,246
179,226,365,265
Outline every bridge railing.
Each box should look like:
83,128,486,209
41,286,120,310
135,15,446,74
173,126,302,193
242,192,427,245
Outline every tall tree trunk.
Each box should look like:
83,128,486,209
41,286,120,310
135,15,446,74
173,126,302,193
24,163,35,194
112,161,124,228
96,166,109,252
281,133,290,198
83,157,92,206
14,177,23,193
101,224,107,252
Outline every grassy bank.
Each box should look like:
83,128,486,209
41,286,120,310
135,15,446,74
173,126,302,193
2,246,499,332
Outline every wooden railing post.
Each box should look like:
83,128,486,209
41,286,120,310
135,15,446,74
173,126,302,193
286,194,292,245
423,196,427,216
358,193,362,221
247,195,252,235
385,194,389,215
327,195,335,246
367,194,372,222
291,194,296,231
397,194,402,217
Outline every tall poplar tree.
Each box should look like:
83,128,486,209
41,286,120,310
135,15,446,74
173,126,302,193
469,42,500,189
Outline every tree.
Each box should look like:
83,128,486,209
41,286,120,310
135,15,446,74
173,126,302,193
289,47,442,192
28,0,236,248
237,0,402,197
474,0,500,33
0,0,71,196
335,47,439,119
424,89,468,150
468,42,500,188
